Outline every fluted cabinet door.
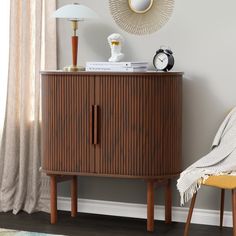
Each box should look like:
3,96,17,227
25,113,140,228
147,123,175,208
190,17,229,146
41,74,95,174
94,74,182,178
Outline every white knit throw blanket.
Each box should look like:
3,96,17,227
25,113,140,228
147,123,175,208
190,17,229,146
177,107,236,205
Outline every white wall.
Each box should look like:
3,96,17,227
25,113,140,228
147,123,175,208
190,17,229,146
57,0,236,211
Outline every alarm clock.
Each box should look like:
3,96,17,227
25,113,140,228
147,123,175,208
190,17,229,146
153,48,174,71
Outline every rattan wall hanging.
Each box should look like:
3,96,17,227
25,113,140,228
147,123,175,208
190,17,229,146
109,0,175,35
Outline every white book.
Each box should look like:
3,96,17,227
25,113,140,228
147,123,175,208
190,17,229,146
86,67,148,72
86,61,148,68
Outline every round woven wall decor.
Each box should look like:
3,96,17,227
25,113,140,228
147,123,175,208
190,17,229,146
109,0,175,35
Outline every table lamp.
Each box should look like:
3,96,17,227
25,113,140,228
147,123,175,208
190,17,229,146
54,3,98,72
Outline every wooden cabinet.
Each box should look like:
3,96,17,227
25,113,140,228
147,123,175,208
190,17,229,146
41,71,183,232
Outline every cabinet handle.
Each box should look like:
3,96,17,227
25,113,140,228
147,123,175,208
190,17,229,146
90,105,94,144
94,105,99,145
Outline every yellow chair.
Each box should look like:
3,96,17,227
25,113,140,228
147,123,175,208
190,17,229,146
184,175,236,236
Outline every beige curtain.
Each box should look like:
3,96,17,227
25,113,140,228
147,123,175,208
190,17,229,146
0,0,57,214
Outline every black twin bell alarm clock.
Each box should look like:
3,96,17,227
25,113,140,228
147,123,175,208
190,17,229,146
153,48,174,71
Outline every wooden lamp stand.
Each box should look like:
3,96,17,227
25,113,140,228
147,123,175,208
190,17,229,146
64,20,85,72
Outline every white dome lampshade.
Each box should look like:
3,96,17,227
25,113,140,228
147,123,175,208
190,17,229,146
53,3,98,72
53,3,98,21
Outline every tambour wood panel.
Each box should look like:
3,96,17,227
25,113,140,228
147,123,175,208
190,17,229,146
41,74,95,174
94,74,182,177
41,71,182,232
41,71,182,178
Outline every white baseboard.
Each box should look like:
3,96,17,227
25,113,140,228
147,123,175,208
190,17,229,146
51,197,232,228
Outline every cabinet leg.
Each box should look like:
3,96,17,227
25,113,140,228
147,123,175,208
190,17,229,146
71,176,78,217
50,175,57,224
147,180,154,232
165,179,172,224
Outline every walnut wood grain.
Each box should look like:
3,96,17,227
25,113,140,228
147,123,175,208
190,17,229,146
147,180,154,232
41,72,182,178
41,74,95,174
90,105,94,145
50,175,57,224
41,71,183,232
165,179,172,224
94,74,182,177
94,105,99,145
72,36,78,67
41,71,183,76
71,176,78,217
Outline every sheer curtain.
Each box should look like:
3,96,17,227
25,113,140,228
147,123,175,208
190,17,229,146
0,0,57,214
0,2,10,143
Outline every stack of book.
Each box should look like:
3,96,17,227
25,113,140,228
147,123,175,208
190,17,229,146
86,62,148,72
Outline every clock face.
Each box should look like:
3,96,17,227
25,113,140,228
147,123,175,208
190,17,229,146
154,52,168,70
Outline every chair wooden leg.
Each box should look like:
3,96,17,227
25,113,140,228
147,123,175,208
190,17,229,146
184,192,197,236
232,189,236,236
71,176,78,217
220,189,225,229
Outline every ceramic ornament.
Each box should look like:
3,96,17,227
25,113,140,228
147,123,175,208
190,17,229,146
107,33,125,62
